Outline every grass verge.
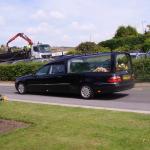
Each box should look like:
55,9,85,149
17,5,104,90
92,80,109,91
0,101,150,150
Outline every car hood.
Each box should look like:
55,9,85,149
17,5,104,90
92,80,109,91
16,74,33,81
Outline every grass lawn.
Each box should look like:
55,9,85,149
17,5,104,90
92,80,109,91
0,101,150,150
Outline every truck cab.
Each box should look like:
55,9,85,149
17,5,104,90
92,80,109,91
31,44,52,59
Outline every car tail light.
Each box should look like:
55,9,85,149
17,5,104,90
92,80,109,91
107,76,122,83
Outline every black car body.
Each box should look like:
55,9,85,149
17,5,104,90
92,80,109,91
15,52,135,99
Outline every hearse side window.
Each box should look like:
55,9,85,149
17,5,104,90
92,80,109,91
116,54,131,71
36,65,50,76
68,55,111,73
50,64,65,75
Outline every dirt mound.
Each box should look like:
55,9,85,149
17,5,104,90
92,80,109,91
0,119,29,134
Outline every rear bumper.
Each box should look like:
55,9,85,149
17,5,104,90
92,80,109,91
93,81,135,93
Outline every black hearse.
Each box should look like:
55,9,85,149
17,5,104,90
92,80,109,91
15,52,135,99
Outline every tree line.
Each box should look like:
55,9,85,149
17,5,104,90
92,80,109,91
68,25,150,54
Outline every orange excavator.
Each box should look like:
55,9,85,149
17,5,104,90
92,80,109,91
6,33,33,48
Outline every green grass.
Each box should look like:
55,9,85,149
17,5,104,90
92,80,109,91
0,102,150,150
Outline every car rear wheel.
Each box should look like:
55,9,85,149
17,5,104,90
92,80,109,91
17,83,26,94
80,85,94,99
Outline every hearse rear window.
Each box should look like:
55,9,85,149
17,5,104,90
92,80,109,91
68,55,111,73
116,54,131,71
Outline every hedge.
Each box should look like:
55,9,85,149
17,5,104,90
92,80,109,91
0,62,44,81
0,59,150,81
133,58,150,82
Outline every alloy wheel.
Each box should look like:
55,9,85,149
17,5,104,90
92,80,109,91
18,83,26,94
80,85,93,99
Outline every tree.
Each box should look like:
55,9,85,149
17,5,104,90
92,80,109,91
142,38,150,52
114,45,130,52
114,25,138,38
76,42,98,54
96,46,111,52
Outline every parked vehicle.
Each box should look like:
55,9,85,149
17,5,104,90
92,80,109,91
15,52,135,99
146,51,150,57
130,52,146,59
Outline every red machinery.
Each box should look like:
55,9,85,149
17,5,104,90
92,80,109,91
6,33,33,47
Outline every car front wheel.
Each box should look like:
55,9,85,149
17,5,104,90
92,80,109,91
17,83,26,94
80,85,94,99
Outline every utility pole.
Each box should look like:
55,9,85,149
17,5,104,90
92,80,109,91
147,25,150,32
141,20,146,33
89,33,92,42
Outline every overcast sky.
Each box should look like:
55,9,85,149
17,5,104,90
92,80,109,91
0,0,149,47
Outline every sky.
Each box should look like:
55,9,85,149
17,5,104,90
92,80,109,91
0,0,150,47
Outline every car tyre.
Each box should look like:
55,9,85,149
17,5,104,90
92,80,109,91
17,83,26,94
80,85,94,99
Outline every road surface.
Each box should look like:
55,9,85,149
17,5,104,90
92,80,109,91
0,83,150,113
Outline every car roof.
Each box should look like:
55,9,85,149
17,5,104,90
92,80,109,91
48,52,129,64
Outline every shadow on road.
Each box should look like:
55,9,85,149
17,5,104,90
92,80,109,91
16,92,129,101
94,93,129,100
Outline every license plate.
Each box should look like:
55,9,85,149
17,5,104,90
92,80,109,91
123,75,131,80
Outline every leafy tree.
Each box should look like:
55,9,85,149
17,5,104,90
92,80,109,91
76,42,98,54
126,26,138,36
66,49,81,55
114,25,138,38
131,44,143,51
114,26,126,38
96,46,111,52
142,38,150,52
114,45,130,52
99,34,145,51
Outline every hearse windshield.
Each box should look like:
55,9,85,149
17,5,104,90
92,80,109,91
68,54,111,73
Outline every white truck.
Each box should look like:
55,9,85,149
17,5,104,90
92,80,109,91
31,43,52,59
5,33,52,59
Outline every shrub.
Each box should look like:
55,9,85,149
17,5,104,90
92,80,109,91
66,49,82,55
67,45,111,55
0,58,150,82
76,42,98,54
0,62,44,81
133,58,150,81
142,38,150,52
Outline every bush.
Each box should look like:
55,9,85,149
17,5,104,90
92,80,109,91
0,62,44,81
66,49,82,55
76,42,98,54
67,44,111,55
133,58,150,82
142,38,150,52
0,59,150,82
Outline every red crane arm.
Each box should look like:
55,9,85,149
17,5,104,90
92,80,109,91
6,33,33,47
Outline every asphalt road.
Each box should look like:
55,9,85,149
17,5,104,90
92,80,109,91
0,84,150,112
